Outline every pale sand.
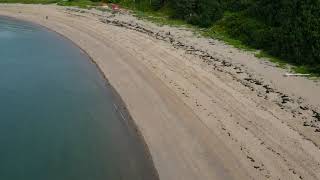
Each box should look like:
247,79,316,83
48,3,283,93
1,4,320,180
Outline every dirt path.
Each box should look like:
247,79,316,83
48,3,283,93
1,4,320,180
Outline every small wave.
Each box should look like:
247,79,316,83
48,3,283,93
0,18,38,34
0,30,16,39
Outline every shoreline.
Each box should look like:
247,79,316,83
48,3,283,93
1,4,320,180
0,14,160,179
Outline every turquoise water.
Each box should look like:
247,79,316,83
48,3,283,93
0,17,157,180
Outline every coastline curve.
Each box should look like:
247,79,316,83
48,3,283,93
0,13,160,180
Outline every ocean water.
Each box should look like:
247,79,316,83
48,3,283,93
0,16,157,180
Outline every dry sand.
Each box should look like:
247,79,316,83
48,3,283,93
1,4,320,180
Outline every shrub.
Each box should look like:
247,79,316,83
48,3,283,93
172,0,223,27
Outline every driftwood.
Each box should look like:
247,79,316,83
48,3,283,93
284,73,311,77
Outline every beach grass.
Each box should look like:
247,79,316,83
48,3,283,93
57,0,98,8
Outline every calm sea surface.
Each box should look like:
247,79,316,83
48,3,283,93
0,16,157,180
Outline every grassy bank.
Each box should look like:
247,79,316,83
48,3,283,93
113,0,320,76
57,0,98,8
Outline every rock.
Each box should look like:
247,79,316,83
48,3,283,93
303,122,310,126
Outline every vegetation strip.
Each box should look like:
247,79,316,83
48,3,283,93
114,0,320,76
1,0,319,75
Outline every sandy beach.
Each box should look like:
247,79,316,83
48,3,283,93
1,4,320,180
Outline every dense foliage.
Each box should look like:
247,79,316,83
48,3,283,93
248,0,320,66
109,0,320,71
170,0,223,27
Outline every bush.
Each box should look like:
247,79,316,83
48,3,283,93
172,0,222,27
214,0,320,66
220,13,270,48
150,0,165,10
247,0,320,65
222,0,255,12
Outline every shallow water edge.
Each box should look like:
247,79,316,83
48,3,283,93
0,14,160,180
